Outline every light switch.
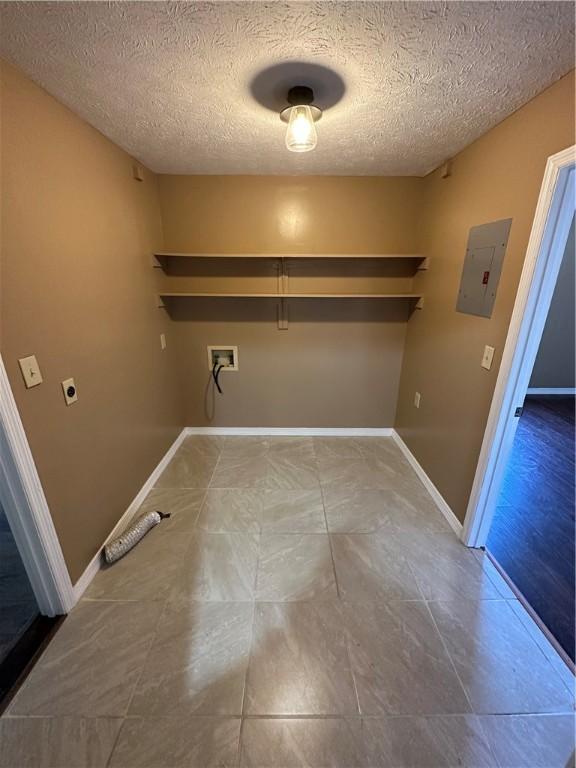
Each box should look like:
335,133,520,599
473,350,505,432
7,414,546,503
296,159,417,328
160,333,167,350
481,345,495,370
61,378,78,405
18,355,43,388
414,391,421,408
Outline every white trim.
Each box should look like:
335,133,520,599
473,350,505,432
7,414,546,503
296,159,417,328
463,146,576,547
526,387,576,395
391,430,463,535
0,355,74,616
72,427,188,601
185,426,394,437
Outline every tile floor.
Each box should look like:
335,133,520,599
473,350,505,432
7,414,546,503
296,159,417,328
1,436,574,767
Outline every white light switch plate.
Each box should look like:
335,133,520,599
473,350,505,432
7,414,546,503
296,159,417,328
18,355,43,388
160,333,167,350
481,345,495,370
414,391,421,408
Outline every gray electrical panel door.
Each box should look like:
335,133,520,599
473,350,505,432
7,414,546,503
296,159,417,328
456,218,512,318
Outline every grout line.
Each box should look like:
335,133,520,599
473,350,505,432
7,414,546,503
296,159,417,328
421,595,476,716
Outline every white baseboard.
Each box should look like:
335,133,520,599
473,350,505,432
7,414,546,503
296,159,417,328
186,426,393,437
391,430,463,535
526,387,576,395
72,428,188,602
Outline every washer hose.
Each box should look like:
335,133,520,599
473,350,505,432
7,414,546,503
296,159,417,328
212,361,225,394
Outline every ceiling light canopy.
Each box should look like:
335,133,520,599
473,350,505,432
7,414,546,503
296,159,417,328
280,86,322,153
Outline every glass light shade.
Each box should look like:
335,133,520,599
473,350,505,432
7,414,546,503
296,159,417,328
285,104,317,152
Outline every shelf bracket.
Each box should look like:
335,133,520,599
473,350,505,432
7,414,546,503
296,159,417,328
277,298,289,330
151,254,162,269
415,297,424,310
417,257,430,271
156,294,166,309
277,256,289,294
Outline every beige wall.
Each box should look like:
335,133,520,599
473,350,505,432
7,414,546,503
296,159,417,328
530,215,575,389
158,176,424,427
395,70,575,523
158,176,423,255
0,61,184,582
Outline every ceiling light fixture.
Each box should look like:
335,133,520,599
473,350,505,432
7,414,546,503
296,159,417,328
280,86,322,153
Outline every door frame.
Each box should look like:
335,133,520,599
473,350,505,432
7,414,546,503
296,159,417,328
463,145,575,547
0,355,74,615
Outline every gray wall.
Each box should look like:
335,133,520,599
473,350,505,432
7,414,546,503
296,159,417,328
530,215,575,389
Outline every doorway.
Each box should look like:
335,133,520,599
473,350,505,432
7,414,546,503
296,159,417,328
0,357,73,709
463,146,575,665
486,214,575,661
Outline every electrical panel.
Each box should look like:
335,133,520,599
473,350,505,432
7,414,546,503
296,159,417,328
456,218,512,318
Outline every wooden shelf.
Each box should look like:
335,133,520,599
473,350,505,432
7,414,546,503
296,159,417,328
159,292,422,299
155,252,425,261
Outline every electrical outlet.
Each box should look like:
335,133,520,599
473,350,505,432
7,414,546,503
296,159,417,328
414,391,421,409
61,377,78,406
160,333,167,350
481,345,495,370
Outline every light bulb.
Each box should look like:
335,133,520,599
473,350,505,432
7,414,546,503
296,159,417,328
285,104,317,153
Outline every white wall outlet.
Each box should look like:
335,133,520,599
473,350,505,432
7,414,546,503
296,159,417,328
414,391,421,408
160,333,167,350
481,345,495,370
207,346,239,371
61,378,78,405
18,355,43,389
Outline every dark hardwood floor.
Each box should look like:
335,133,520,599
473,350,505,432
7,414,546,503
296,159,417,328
487,395,575,662
0,505,39,663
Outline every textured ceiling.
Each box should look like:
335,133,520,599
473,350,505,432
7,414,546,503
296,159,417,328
0,1,573,176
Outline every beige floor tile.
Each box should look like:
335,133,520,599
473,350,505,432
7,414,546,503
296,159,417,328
222,436,269,458
197,489,264,533
109,716,241,767
155,448,218,489
179,435,226,458
9,601,161,716
129,601,253,715
244,602,358,715
267,437,315,457
240,717,366,767
399,530,505,601
170,532,259,601
318,455,415,492
312,437,366,459
429,600,574,713
330,532,421,601
210,456,269,489
471,549,517,599
343,601,471,715
136,488,206,534
256,534,338,602
323,488,448,534
478,714,576,768
0,716,122,768
261,489,326,533
355,436,403,461
362,715,497,767
85,523,190,601
265,454,320,490
507,599,576,698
